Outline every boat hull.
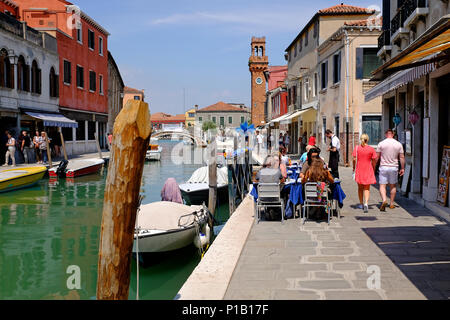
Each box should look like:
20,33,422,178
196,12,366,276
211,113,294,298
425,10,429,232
49,160,104,178
180,184,229,206
66,163,103,178
0,167,47,193
133,227,197,253
146,151,161,161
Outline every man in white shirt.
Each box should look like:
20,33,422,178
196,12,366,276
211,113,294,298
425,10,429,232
256,131,263,155
326,130,341,179
377,129,405,212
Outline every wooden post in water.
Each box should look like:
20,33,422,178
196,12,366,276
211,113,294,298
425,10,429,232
96,100,151,300
44,131,52,167
59,128,68,161
94,132,103,159
208,138,217,223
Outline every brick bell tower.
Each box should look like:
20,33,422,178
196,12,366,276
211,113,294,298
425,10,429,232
249,37,269,126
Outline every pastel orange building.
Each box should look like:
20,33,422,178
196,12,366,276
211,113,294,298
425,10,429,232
15,0,110,154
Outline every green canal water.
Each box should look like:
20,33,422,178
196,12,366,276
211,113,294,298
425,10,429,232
0,140,229,300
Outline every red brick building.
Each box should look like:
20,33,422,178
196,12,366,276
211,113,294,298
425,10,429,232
0,0,19,18
15,0,109,155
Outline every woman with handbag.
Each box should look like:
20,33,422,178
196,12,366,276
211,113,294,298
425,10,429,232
352,134,378,213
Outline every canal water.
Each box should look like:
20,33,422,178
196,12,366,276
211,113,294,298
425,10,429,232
0,140,229,300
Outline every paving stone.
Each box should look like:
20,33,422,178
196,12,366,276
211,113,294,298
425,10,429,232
316,235,337,241
384,290,426,300
245,240,285,249
235,279,290,290
282,263,328,272
268,255,301,264
231,271,276,281
320,248,355,256
272,290,320,300
236,264,281,272
276,248,317,256
275,271,309,280
332,263,363,271
324,291,383,300
307,256,347,263
285,240,318,248
313,272,345,280
321,241,352,248
297,280,352,290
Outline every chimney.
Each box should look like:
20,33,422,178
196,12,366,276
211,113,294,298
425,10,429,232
195,105,198,111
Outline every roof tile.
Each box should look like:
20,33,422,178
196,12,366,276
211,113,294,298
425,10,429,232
318,3,375,15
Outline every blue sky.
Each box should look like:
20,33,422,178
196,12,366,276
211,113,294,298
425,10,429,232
76,0,381,115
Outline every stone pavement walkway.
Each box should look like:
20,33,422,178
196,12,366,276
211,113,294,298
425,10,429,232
224,167,450,300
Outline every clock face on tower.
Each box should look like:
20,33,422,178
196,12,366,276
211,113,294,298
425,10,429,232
255,77,263,85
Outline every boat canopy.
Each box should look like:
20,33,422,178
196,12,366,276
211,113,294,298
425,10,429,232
187,166,228,185
24,111,78,128
136,202,204,231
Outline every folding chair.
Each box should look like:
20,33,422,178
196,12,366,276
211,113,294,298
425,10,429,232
256,183,285,224
302,182,331,225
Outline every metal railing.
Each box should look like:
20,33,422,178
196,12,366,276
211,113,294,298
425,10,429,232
378,29,391,51
403,0,427,22
391,10,407,37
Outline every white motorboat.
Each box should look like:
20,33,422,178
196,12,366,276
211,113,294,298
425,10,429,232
179,166,229,205
133,201,210,253
146,144,162,161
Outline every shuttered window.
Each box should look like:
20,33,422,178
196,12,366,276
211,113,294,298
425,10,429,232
362,115,382,145
76,65,84,88
333,52,341,84
356,48,383,79
0,49,13,89
88,30,95,50
64,60,71,84
321,61,328,90
31,60,41,94
49,67,59,98
89,70,96,92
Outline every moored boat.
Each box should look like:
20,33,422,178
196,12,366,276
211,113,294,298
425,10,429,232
133,201,210,253
48,158,104,178
0,166,47,193
146,144,162,161
179,166,229,205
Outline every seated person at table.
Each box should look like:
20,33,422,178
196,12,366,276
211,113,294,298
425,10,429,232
302,159,335,185
300,148,325,179
280,146,290,166
255,155,285,183
300,145,314,164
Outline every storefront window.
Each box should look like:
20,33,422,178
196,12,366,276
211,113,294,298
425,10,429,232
362,115,382,146
88,121,96,140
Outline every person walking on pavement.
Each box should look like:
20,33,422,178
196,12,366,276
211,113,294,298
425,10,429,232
256,130,263,155
353,134,378,213
21,131,32,164
326,129,340,179
3,131,16,167
284,133,290,154
279,133,285,148
376,129,405,212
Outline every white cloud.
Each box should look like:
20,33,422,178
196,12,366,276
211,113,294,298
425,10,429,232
150,9,316,33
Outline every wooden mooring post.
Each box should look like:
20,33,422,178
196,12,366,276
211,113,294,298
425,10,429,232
96,100,151,300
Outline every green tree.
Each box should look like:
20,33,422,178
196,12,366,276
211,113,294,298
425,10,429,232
202,120,217,132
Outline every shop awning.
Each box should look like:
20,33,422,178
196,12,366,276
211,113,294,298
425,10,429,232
372,15,450,79
270,112,292,124
25,111,79,128
365,62,436,102
280,107,316,125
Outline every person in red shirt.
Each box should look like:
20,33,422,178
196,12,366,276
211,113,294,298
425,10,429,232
308,133,316,146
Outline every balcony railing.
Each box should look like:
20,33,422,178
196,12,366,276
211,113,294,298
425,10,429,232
391,0,428,36
391,10,407,37
378,29,391,51
403,0,427,22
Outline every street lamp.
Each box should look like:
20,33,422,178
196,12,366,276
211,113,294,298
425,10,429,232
7,50,18,65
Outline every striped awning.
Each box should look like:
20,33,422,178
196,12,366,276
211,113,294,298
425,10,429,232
25,111,79,128
365,62,436,102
